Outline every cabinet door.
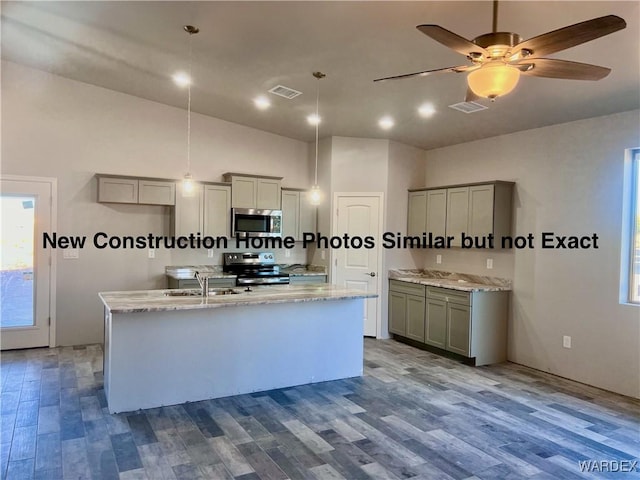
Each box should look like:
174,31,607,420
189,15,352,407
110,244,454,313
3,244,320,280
98,177,138,203
298,191,316,238
231,177,257,208
407,191,427,236
281,191,300,239
425,298,447,348
388,291,407,335
406,294,426,342
256,179,281,209
139,180,175,206
426,189,447,237
446,187,469,247
174,183,203,236
203,185,231,237
447,303,471,356
468,184,494,238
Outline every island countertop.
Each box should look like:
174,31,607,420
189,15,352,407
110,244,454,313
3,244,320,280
100,284,376,314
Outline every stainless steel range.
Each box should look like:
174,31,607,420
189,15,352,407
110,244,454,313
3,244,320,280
223,252,289,286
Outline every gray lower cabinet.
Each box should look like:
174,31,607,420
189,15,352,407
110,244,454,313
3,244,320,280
388,281,426,342
390,280,508,365
289,275,326,284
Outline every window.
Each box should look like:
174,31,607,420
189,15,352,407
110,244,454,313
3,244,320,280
630,150,640,304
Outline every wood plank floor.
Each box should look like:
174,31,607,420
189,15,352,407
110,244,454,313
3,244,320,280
1,339,638,480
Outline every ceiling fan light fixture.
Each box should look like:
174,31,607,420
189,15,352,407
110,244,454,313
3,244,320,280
467,62,520,100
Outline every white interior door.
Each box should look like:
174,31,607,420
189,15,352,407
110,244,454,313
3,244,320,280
1,177,55,349
332,193,383,337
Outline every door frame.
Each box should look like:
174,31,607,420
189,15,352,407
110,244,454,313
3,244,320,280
0,174,57,348
330,192,384,339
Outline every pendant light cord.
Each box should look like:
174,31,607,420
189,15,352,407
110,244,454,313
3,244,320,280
186,31,193,176
314,79,320,186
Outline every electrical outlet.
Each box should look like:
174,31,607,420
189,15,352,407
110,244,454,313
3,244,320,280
63,249,79,259
285,249,291,258
207,249,214,258
148,249,155,259
321,250,326,260
436,254,442,264
486,258,493,269
563,336,572,348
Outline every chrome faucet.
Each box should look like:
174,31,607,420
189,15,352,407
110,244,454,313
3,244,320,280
194,271,210,297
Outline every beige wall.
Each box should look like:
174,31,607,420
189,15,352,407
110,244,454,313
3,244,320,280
422,110,640,398
2,61,310,345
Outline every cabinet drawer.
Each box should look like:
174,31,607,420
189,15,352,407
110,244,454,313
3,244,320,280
389,280,426,297
426,286,471,306
289,275,327,284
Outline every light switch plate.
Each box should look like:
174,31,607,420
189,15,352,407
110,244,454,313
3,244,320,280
285,249,291,258
207,249,214,258
148,249,155,259
563,335,572,348
436,254,442,264
486,258,493,269
321,250,326,260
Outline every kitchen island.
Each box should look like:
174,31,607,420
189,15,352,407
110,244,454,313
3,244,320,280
99,284,375,413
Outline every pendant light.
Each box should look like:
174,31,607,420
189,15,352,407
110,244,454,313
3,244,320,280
309,71,325,205
181,25,199,195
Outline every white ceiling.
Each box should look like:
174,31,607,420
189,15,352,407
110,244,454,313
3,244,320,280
2,1,638,150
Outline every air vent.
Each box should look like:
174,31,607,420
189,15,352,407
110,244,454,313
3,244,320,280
268,85,302,99
448,101,488,113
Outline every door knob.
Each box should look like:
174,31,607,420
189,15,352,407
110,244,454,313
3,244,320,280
366,272,376,277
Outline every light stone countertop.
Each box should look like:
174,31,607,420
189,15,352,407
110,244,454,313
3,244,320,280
99,284,375,314
278,265,327,277
389,269,512,292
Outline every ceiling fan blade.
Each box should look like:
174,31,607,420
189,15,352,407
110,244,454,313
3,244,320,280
373,65,472,83
516,58,611,80
509,15,626,58
417,25,488,57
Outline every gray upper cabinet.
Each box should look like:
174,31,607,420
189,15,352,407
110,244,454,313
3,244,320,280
281,188,316,241
468,184,494,238
203,184,232,237
224,173,282,209
407,191,427,236
426,189,447,237
139,180,176,205
98,176,138,204
174,182,231,237
174,182,204,236
446,187,470,247
97,175,175,206
407,181,513,248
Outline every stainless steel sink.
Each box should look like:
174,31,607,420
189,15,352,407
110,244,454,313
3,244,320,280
207,288,240,296
164,290,202,297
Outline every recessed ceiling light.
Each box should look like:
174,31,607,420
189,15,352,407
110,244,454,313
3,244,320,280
378,116,394,130
307,113,321,126
254,96,271,110
418,103,436,118
172,72,191,87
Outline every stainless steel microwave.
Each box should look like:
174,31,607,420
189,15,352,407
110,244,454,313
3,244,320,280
231,208,282,238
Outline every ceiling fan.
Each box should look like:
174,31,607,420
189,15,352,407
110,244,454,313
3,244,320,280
374,1,626,101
